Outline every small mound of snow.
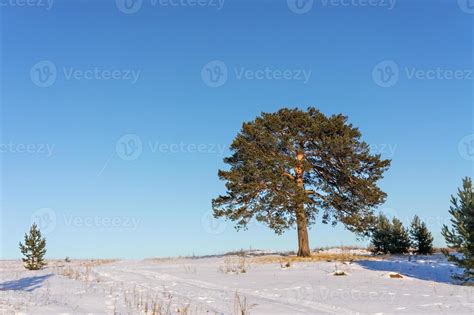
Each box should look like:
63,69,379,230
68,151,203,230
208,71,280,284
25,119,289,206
333,270,348,276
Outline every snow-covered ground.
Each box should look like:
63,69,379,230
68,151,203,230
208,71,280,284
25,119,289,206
1,253,473,314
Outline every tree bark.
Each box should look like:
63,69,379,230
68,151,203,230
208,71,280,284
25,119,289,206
295,149,311,257
296,210,311,257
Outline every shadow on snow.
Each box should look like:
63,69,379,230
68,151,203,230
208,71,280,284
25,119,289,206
0,274,53,291
356,254,464,285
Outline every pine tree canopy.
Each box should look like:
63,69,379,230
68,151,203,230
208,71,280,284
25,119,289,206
390,217,411,254
370,214,392,254
442,177,474,282
371,214,411,255
212,107,391,256
410,215,433,255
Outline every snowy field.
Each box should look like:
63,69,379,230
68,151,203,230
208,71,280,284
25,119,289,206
1,252,473,314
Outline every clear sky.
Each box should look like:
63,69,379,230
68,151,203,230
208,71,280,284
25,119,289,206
0,0,472,259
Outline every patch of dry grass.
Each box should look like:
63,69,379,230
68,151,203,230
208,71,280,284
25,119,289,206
251,252,376,265
81,259,117,267
53,259,116,283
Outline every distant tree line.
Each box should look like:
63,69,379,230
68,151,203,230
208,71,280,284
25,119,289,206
370,214,433,255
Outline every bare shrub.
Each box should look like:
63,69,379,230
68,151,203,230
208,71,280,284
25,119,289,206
220,256,249,274
233,291,255,315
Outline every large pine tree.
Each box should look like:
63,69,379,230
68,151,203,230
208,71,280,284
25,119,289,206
441,177,474,282
19,223,47,270
410,215,433,255
212,108,390,257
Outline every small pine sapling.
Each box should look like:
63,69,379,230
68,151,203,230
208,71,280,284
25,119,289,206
19,223,47,270
410,215,433,255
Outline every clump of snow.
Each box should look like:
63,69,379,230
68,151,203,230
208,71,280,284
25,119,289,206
333,270,347,276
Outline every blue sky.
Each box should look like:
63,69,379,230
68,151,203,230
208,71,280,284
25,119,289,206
0,0,472,259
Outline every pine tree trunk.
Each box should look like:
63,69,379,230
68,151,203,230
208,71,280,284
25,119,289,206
295,149,311,257
296,210,311,257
